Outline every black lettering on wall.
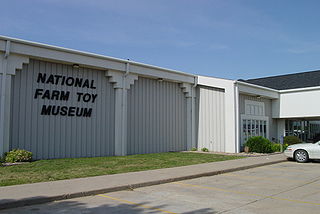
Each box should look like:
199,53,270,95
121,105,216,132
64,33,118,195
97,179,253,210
74,78,83,87
82,79,90,88
60,91,70,101
46,75,55,84
35,71,97,118
91,94,98,103
68,107,76,116
36,73,97,88
37,73,46,83
60,106,68,116
51,106,60,115
41,105,52,115
54,75,62,84
34,89,43,99
40,105,93,117
90,80,96,89
66,77,75,86
83,108,92,117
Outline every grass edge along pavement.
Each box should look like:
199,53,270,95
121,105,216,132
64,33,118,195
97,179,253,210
0,152,244,187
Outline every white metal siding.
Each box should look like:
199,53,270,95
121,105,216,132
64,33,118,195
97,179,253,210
197,86,226,152
127,77,187,154
10,59,115,159
0,74,2,124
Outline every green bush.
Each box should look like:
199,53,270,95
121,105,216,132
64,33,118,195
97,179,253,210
191,147,197,151
271,143,281,152
283,143,289,150
0,155,5,163
284,136,301,145
5,149,32,163
244,136,273,153
201,148,209,152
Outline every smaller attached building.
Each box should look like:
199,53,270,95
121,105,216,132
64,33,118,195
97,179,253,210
242,70,320,144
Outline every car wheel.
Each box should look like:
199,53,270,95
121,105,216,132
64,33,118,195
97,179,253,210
294,150,309,163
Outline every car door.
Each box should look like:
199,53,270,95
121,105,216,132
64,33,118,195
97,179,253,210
308,142,320,159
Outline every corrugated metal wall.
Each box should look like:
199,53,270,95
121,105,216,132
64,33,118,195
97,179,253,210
10,59,115,159
239,94,277,140
0,74,2,124
127,77,187,154
197,86,226,152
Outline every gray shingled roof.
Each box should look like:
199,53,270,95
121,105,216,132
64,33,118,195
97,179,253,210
239,70,320,90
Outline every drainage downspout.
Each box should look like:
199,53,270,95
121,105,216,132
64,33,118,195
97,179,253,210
234,81,240,153
191,76,198,149
121,60,130,155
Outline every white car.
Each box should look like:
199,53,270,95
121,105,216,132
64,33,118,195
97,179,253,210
284,141,320,163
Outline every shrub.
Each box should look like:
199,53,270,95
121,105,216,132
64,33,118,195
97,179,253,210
283,143,289,150
283,136,301,145
244,136,273,153
191,147,197,151
271,143,281,152
5,149,32,163
0,155,5,163
201,148,209,152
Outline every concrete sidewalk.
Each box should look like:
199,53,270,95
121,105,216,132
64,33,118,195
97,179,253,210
0,153,287,210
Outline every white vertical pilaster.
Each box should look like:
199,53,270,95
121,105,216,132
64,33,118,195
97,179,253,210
180,83,193,150
0,49,29,157
191,87,197,149
114,88,127,156
234,83,240,153
277,119,286,143
106,70,137,156
0,56,9,156
186,96,192,150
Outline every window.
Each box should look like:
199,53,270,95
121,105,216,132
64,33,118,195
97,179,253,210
241,118,268,145
241,100,268,149
245,100,265,116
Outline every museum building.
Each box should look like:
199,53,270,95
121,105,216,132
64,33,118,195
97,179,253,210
1,36,320,159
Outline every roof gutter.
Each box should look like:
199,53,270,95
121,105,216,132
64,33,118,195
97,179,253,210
236,80,279,92
0,35,196,78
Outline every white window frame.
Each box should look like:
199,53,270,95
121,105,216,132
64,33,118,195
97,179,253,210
240,114,269,147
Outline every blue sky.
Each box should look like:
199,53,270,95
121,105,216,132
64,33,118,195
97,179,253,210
1,0,320,79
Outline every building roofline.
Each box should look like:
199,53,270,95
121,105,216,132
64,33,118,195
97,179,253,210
0,35,196,78
279,85,320,93
236,80,279,92
246,69,320,81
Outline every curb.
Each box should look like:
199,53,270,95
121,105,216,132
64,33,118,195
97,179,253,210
0,158,286,210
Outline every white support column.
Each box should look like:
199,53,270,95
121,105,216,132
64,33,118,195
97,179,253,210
114,88,127,156
277,119,286,143
0,56,10,157
106,70,138,156
191,87,197,149
234,83,240,153
180,83,193,150
0,42,29,157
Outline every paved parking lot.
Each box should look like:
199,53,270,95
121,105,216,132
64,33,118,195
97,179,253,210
3,161,320,214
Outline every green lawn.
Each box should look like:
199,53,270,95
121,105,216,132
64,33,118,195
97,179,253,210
0,152,244,186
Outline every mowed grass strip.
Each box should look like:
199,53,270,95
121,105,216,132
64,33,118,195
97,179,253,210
0,152,244,186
